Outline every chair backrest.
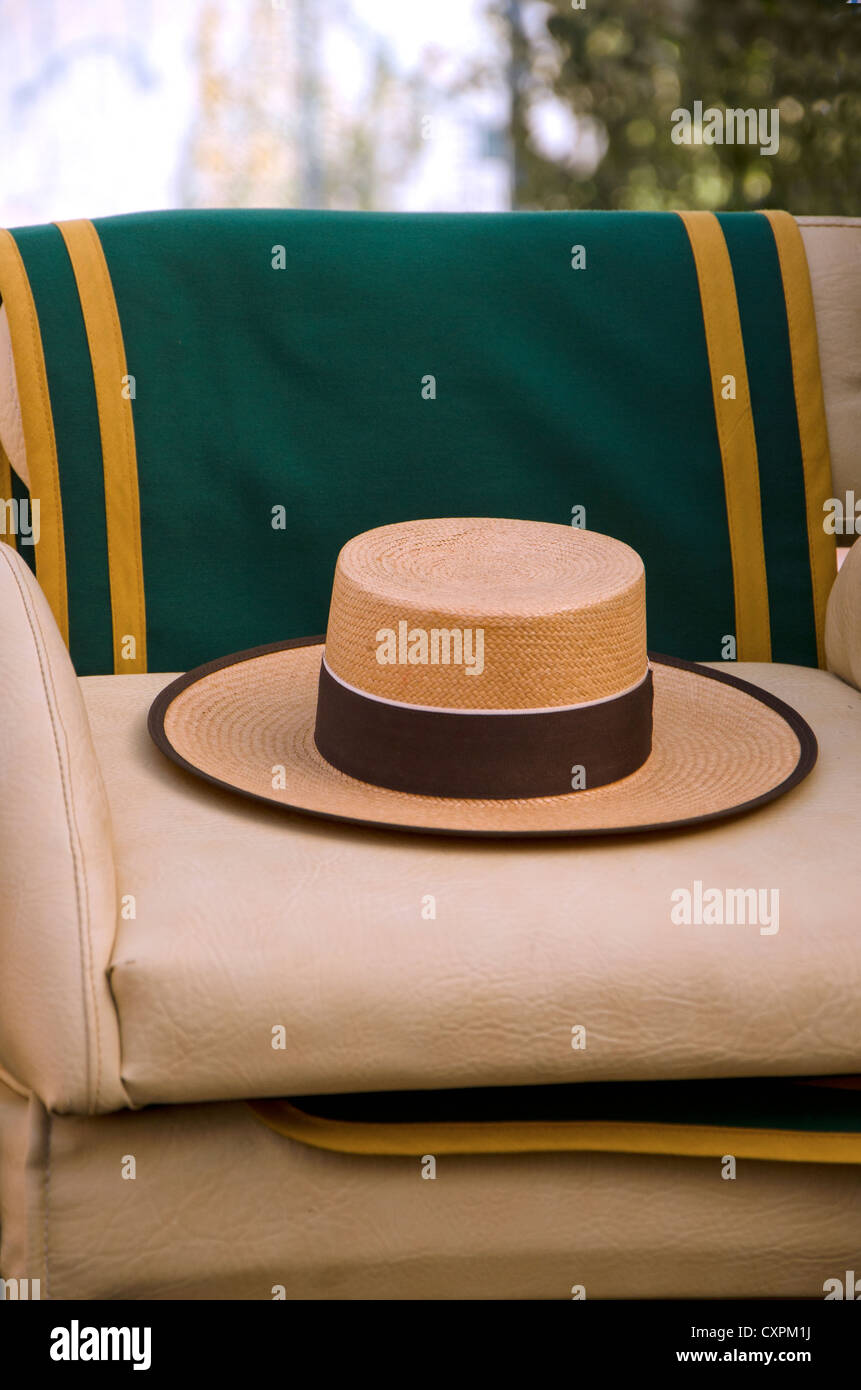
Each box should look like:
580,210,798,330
0,208,851,677
796,217,861,504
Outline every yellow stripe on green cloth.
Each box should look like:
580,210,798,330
248,1098,861,1166
759,210,837,669
676,210,771,663
56,218,147,673
0,228,68,640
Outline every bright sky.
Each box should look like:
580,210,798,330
0,0,516,224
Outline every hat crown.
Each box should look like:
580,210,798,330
324,518,647,710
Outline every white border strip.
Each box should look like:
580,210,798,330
321,656,652,716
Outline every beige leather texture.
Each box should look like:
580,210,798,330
825,536,861,693
796,217,861,497
0,302,27,486
1,1078,859,1300
78,661,861,1109
0,544,127,1114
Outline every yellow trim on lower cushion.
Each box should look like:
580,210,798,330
675,210,772,663
55,219,147,674
0,435,17,552
247,1099,861,1166
0,229,68,640
759,210,837,669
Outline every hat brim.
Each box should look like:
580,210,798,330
147,638,817,839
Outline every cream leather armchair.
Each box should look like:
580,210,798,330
1,216,860,1300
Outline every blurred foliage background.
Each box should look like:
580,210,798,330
2,0,858,222
498,0,861,213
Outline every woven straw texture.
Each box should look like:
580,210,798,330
160,644,803,835
325,518,646,708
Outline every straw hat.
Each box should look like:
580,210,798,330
148,518,817,837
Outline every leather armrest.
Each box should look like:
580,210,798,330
0,544,127,1112
826,540,861,693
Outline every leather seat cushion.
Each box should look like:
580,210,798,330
2,1078,859,1300
80,661,861,1108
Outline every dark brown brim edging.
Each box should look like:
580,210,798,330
147,639,818,841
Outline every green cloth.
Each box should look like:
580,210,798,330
8,209,819,676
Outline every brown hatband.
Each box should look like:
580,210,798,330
313,660,654,799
